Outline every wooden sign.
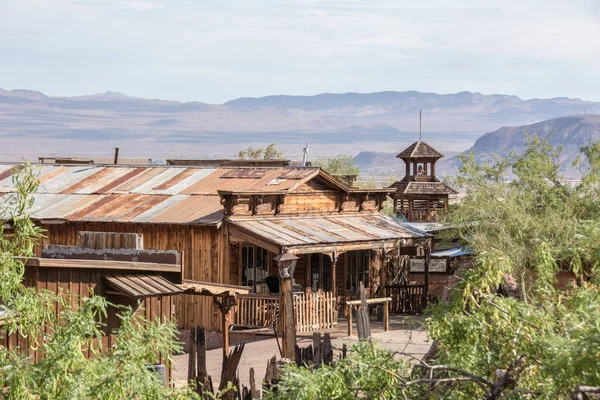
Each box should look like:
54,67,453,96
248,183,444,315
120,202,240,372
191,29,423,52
409,258,448,273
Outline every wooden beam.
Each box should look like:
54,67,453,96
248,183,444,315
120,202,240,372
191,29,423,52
41,245,181,265
287,240,410,255
346,297,392,306
181,280,250,297
26,257,181,273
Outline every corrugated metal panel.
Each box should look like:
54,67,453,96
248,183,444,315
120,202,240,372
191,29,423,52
26,194,102,219
0,165,23,192
37,166,99,193
111,167,166,193
72,168,137,194
105,274,183,298
271,218,349,243
230,214,430,248
0,163,317,225
221,169,271,179
156,169,217,195
128,167,184,194
150,195,223,224
130,194,187,223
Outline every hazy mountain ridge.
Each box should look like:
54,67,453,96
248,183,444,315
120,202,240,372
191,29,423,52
439,115,600,178
1,88,600,161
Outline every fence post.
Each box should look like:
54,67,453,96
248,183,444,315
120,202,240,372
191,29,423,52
347,304,353,336
384,301,389,331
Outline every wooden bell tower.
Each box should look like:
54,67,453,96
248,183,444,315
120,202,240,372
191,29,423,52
390,141,457,222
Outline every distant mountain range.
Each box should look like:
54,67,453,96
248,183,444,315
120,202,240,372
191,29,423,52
1,88,599,162
355,115,600,179
438,115,600,178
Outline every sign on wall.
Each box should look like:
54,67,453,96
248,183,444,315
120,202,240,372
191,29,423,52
409,258,448,273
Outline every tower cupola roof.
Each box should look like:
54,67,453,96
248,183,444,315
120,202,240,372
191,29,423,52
396,141,444,159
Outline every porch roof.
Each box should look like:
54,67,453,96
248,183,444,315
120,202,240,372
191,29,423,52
105,274,184,298
227,214,431,254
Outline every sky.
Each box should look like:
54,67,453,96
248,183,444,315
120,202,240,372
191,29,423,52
1,0,599,104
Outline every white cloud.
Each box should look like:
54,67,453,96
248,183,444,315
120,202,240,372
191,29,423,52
71,0,172,11
0,0,598,102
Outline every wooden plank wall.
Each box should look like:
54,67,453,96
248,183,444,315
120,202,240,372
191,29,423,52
41,222,228,331
0,266,174,381
280,194,338,214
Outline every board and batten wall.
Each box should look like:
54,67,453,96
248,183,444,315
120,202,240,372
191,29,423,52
1,265,175,381
40,222,231,332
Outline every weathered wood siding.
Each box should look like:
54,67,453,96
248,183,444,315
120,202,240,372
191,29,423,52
280,194,338,214
41,222,229,331
1,266,174,381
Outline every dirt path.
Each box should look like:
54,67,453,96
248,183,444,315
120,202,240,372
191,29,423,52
172,315,429,391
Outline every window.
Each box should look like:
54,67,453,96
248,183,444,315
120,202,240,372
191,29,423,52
310,254,331,291
242,245,269,293
347,250,370,291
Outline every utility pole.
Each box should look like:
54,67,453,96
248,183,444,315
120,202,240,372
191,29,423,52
419,110,422,141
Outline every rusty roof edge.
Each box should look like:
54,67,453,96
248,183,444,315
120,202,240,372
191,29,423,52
348,188,395,194
217,189,287,195
0,162,321,171
31,217,223,227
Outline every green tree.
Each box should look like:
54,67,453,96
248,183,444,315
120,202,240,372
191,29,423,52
269,136,600,399
426,135,600,398
237,142,285,160
313,155,360,176
0,163,198,399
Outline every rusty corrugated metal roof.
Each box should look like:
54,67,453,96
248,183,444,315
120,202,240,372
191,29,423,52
228,214,430,250
105,274,183,298
0,163,318,225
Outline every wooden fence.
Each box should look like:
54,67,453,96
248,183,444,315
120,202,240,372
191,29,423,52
294,289,337,332
235,289,337,332
385,284,425,314
235,294,280,328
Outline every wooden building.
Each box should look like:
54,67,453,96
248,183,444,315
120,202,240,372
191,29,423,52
0,163,431,332
0,231,184,380
390,141,458,222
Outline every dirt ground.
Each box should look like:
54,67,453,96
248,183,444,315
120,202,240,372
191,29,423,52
172,315,429,391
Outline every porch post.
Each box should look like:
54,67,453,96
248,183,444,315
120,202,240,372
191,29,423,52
214,295,236,362
380,248,386,298
274,249,299,360
423,239,430,309
331,250,338,298
280,278,296,359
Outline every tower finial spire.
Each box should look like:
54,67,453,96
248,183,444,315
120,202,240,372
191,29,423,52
419,110,422,141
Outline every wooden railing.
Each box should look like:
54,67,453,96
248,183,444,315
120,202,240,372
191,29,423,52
235,289,338,332
235,294,280,327
385,284,425,314
294,289,337,332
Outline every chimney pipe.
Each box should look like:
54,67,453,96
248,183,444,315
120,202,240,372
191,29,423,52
302,142,309,167
114,147,119,165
